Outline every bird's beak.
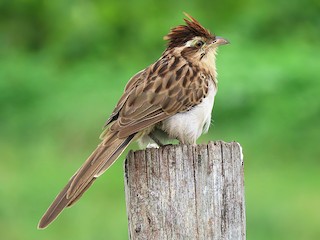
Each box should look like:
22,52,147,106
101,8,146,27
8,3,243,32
214,36,230,46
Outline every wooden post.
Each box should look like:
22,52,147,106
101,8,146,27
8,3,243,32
124,141,245,240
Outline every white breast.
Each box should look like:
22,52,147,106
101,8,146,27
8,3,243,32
161,81,216,144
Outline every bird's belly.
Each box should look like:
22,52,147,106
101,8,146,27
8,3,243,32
161,82,216,144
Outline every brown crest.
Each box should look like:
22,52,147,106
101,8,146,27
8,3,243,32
164,13,215,49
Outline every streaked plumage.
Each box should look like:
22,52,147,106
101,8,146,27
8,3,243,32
38,13,229,229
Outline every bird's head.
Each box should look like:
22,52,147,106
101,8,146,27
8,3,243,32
164,13,229,64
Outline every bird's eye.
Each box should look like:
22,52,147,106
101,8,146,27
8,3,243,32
195,40,204,48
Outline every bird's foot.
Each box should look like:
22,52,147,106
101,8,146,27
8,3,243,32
148,132,164,147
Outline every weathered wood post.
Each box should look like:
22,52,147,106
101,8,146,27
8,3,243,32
124,141,245,240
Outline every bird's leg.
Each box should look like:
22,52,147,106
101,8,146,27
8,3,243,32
148,132,164,147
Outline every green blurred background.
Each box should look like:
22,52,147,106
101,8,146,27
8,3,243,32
1,0,319,239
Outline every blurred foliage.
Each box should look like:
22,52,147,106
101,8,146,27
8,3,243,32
0,0,319,240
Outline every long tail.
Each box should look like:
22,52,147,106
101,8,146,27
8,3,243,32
38,132,135,229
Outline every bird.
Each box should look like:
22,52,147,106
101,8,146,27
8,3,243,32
38,13,229,229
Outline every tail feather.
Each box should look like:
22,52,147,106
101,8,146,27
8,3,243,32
38,133,135,229
38,174,77,229
68,134,134,197
67,178,96,207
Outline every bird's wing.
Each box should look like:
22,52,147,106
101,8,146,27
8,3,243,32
104,54,211,138
103,69,147,127
38,54,211,229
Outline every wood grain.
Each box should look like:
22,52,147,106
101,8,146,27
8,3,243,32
124,141,245,240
